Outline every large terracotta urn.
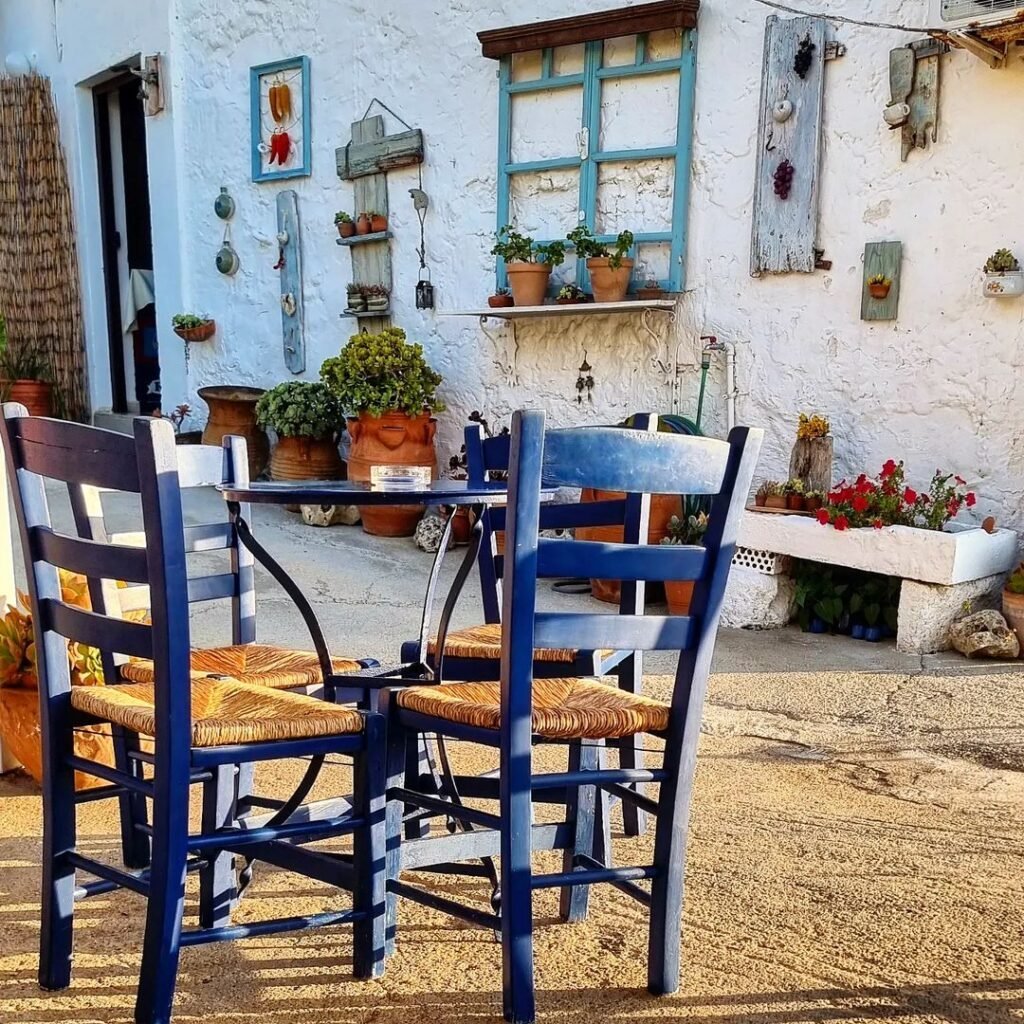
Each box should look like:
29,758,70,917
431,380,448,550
270,435,345,482
198,386,269,478
576,488,682,604
346,410,436,536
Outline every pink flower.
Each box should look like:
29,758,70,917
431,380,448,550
816,507,831,525
834,515,849,532
966,492,977,507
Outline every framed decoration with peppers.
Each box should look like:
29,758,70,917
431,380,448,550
250,55,311,182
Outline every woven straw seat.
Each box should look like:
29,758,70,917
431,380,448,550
71,677,364,747
120,643,361,690
427,623,609,663
397,677,669,740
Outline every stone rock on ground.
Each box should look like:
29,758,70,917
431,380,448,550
721,566,795,629
949,608,1020,659
301,503,361,527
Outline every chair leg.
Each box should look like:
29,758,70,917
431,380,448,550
558,741,598,924
353,715,387,979
39,737,77,991
615,655,648,837
134,790,188,1024
500,744,535,1024
199,764,237,929
384,700,407,957
403,734,430,840
112,726,150,869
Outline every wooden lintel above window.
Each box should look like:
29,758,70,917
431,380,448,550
478,0,699,60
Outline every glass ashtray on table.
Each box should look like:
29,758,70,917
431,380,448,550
370,464,432,491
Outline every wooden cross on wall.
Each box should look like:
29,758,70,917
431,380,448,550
335,114,424,329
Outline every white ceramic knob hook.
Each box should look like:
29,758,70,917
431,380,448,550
772,99,794,123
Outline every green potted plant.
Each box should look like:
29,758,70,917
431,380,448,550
346,283,367,313
488,287,514,309
334,211,355,238
153,402,201,444
491,225,566,307
804,489,825,514
556,284,586,305
1002,564,1024,655
0,315,55,416
983,248,1024,298
367,209,388,233
256,381,346,483
867,274,892,300
756,479,787,510
320,326,444,537
364,284,389,313
659,511,708,614
171,313,216,343
566,225,635,303
784,478,806,511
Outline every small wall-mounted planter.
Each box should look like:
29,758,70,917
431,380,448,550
868,281,891,300
173,319,216,343
983,271,1024,298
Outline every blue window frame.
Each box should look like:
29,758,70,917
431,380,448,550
495,30,697,294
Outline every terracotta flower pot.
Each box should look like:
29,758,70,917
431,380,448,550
3,379,53,416
198,385,268,478
450,507,473,546
577,488,682,604
805,497,823,514
1002,590,1024,655
270,435,345,482
346,410,437,537
356,213,372,235
488,293,514,308
370,214,388,233
763,495,787,509
337,221,355,238
664,579,694,616
868,282,891,300
786,494,806,511
505,262,551,307
173,320,216,343
587,257,634,303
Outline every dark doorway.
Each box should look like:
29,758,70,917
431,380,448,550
93,70,158,414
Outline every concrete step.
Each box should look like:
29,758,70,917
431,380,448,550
92,411,139,435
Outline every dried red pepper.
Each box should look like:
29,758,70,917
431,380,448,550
268,129,292,165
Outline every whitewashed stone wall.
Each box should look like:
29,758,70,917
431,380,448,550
3,0,1023,528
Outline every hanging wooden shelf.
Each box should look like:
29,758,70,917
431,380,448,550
336,231,392,247
341,307,391,318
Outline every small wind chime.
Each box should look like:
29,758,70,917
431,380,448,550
575,352,594,405
263,74,296,166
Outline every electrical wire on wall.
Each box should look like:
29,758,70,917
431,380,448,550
749,0,950,34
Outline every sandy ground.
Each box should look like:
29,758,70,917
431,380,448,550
1,665,1023,1024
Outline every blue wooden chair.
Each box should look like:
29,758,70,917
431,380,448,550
0,407,386,1024
399,417,659,835
383,410,761,1023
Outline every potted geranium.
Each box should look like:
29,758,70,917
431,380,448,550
983,248,1024,298
491,225,566,307
256,381,346,483
0,316,55,416
320,326,444,537
566,225,634,303
660,511,708,614
335,211,355,238
172,313,216,343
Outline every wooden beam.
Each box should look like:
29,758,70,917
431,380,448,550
336,128,424,181
478,0,699,60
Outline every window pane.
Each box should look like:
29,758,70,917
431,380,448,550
596,159,674,235
648,28,683,61
509,167,580,242
603,34,637,67
553,43,585,76
511,50,544,82
633,243,672,285
509,87,583,164
599,73,678,152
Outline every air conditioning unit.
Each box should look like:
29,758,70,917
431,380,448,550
930,0,1024,30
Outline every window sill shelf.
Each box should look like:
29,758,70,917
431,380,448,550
442,298,676,321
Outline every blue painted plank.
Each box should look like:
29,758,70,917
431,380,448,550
277,190,305,374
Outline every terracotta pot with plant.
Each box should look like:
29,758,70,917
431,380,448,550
320,326,443,537
368,210,388,233
1002,564,1024,654
364,284,390,314
785,478,806,511
172,313,216,343
867,274,892,300
660,510,709,614
567,225,635,303
757,480,787,509
198,385,268,478
491,225,565,307
256,381,346,487
356,212,372,236
335,211,355,238
556,284,587,305
0,315,55,417
804,489,825,514
983,248,1024,298
488,287,514,308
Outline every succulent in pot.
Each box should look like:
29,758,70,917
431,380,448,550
784,478,806,511
0,316,55,416
364,284,390,313
867,274,892,300
983,248,1024,298
566,225,635,303
804,489,825,514
659,512,709,615
491,225,566,307
488,287,514,308
757,479,787,509
320,326,444,537
256,380,346,485
171,312,216,343
334,211,355,238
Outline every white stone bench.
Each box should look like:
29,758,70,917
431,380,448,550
723,512,1019,653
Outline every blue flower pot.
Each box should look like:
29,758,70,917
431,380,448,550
850,623,866,640
864,625,884,643
809,617,828,634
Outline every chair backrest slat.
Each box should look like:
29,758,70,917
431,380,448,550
535,537,706,583
187,573,237,604
39,599,154,660
532,611,696,652
30,527,151,584
485,497,626,534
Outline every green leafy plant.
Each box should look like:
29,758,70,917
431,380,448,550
785,478,805,495
985,248,1020,274
1006,564,1024,595
0,317,53,383
171,313,210,330
334,211,353,224
557,284,586,301
660,511,709,546
566,225,634,269
757,479,786,499
256,381,345,440
792,561,900,633
320,326,444,418
491,225,565,266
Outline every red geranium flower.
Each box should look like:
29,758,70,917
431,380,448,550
852,494,869,513
815,507,831,525
903,487,917,505
834,515,849,531
965,492,976,507
880,459,898,479
947,498,961,516
872,518,883,529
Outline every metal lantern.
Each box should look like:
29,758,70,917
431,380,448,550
415,268,435,310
